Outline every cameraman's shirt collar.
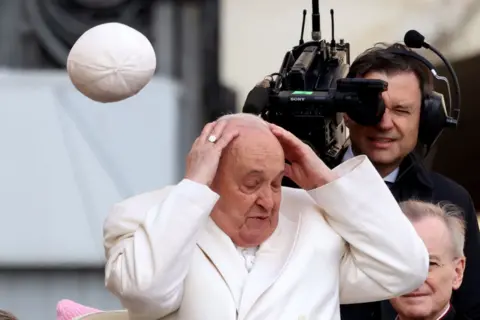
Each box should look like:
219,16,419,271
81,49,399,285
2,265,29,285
341,146,399,183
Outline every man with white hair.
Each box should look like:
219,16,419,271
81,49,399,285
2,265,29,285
390,200,467,320
103,113,429,320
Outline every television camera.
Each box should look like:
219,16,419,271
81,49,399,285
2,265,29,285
243,0,389,168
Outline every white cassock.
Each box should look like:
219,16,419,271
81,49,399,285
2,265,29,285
103,156,429,320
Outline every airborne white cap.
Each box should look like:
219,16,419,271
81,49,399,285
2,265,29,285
67,22,157,103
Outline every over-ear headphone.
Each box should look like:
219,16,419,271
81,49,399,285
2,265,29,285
386,48,452,148
399,30,460,148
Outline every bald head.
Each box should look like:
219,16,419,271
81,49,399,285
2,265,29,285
216,113,282,163
210,113,285,247
216,113,269,133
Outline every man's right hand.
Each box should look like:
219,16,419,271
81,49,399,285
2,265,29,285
184,120,239,186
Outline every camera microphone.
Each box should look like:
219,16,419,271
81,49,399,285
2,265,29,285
311,0,321,41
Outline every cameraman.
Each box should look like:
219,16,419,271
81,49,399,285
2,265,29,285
338,44,480,320
244,43,480,320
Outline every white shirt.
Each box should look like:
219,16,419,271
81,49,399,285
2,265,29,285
236,246,259,272
342,146,399,183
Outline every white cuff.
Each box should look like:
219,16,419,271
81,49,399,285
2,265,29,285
175,179,220,212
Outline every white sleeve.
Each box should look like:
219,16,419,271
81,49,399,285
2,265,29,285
307,155,429,304
103,179,220,319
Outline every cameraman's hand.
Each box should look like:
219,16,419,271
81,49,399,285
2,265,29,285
185,121,239,186
269,123,338,190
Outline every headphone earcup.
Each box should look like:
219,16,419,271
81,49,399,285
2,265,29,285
419,94,447,146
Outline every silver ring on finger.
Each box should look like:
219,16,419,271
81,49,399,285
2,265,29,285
208,135,217,143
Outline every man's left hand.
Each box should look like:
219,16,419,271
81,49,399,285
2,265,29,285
269,123,338,190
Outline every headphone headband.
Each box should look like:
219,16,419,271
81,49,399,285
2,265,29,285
386,48,436,72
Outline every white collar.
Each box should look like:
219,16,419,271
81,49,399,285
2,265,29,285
236,246,259,256
395,303,451,320
342,146,399,183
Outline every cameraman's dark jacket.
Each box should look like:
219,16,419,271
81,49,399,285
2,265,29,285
338,152,480,320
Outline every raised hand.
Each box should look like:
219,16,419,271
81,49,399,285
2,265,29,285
269,123,338,190
184,120,239,186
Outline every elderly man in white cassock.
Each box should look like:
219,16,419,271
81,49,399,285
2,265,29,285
103,114,429,320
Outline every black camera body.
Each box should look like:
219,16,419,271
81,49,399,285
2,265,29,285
243,3,387,167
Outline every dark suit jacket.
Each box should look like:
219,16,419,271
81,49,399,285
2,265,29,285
443,306,472,320
408,305,471,320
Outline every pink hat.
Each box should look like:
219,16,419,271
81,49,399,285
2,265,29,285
57,300,101,320
56,300,127,320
